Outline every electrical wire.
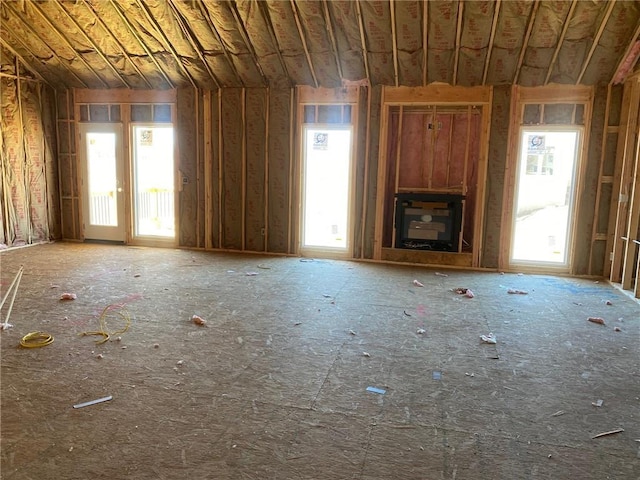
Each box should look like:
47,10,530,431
79,304,131,345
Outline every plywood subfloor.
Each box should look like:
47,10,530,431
1,243,639,479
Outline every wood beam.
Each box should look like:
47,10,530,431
257,0,293,87
53,0,130,89
3,2,88,88
355,0,371,85
390,0,399,87
422,0,428,86
166,0,221,89
544,0,579,85
29,1,109,88
79,0,153,89
452,0,464,86
290,0,318,88
576,0,616,84
482,0,501,85
321,0,343,81
195,1,244,87
514,0,540,84
227,1,268,86
108,0,174,89
0,38,51,87
132,0,198,89
610,18,640,85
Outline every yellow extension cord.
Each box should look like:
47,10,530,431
20,332,54,348
79,304,131,345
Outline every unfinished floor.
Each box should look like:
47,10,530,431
1,243,639,479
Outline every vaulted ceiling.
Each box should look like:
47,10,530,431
1,0,640,91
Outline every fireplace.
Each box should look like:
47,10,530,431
394,193,465,251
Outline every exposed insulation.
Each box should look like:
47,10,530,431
177,87,198,247
221,88,244,250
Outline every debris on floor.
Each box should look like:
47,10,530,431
432,371,442,380
60,292,77,300
591,428,624,439
366,386,386,395
588,317,606,325
434,272,448,277
257,264,271,269
0,322,14,331
73,395,113,409
245,272,259,276
413,279,424,287
614,326,621,332
403,310,412,317
322,294,331,298
191,314,207,326
604,300,613,305
551,410,566,417
20,331,54,348
507,288,528,294
362,351,371,357
416,328,426,334
465,372,475,377
480,333,497,344
592,399,604,407
453,287,474,298
349,329,357,335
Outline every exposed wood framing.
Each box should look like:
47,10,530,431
473,96,492,267
576,0,616,85
287,89,295,254
321,0,343,81
204,91,213,250
544,0,578,85
52,0,130,88
264,88,270,251
390,0,399,87
355,0,371,85
482,0,501,85
392,106,404,246
359,86,372,258
241,89,247,251
290,0,318,88
589,84,612,274
374,88,388,261
108,0,174,89
227,1,268,86
217,89,223,246
29,1,109,88
258,1,293,88
621,125,640,290
133,0,198,89
15,59,32,243
74,89,176,103
194,1,243,87
196,89,202,249
514,0,540,84
428,105,437,188
0,39,51,86
79,0,153,89
611,23,640,85
452,0,464,86
422,1,428,86
3,2,89,88
609,79,639,282
167,0,221,89
384,85,492,104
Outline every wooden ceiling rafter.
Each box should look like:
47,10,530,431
422,1,428,86
29,0,109,88
257,0,293,88
227,1,268,86
482,0,502,85
79,0,153,89
132,0,198,89
611,22,640,85
544,0,579,85
194,1,245,87
514,0,541,84
290,0,319,88
452,0,464,86
166,0,222,89
390,0,399,87
52,0,130,89
0,38,52,87
107,0,174,89
355,0,371,85
321,0,343,81
3,2,89,88
576,0,616,85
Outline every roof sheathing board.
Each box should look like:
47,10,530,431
427,1,457,85
360,1,395,85
394,1,424,87
292,0,341,87
326,1,366,82
235,0,290,89
582,1,640,85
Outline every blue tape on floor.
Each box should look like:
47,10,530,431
366,386,386,394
